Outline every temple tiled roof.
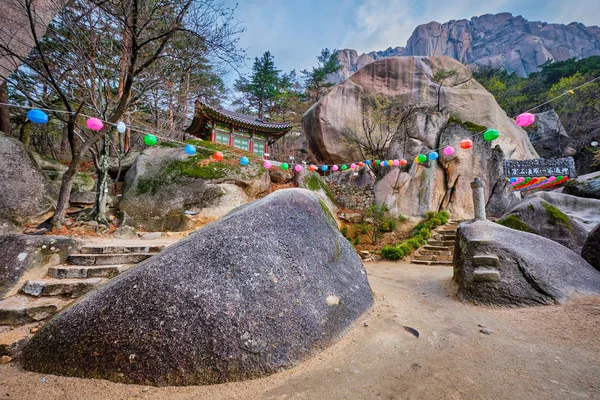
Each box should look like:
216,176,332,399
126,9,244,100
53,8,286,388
195,100,292,133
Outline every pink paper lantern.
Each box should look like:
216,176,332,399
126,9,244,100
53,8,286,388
263,161,272,169
392,159,399,166
350,163,357,169
332,165,339,171
294,164,303,172
86,117,104,131
515,113,535,127
443,146,455,156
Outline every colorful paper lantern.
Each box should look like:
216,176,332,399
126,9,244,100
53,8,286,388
375,160,380,166
264,161,272,169
399,159,407,166
483,129,500,141
213,151,224,161
143,134,157,146
515,113,535,127
428,152,439,161
281,163,289,171
460,139,473,149
86,117,104,131
27,109,48,124
365,160,371,165
116,121,127,133
240,156,249,166
381,161,388,167
184,145,196,155
393,159,399,166
321,165,328,171
332,165,339,171
341,164,348,171
350,163,357,169
294,164,303,172
309,164,317,172
417,154,427,163
443,146,455,156
358,162,364,167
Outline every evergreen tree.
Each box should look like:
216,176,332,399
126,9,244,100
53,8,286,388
234,51,281,119
301,48,342,103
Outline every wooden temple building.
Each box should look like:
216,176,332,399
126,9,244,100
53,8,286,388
186,100,292,157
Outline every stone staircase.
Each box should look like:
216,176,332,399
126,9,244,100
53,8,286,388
0,244,164,358
410,221,459,266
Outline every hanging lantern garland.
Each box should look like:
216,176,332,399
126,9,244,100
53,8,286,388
27,109,48,124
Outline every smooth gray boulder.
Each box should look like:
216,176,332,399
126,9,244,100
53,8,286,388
453,220,600,307
581,224,600,272
563,171,600,200
0,235,78,297
529,110,570,159
119,147,270,231
0,133,56,231
23,189,372,385
498,197,588,253
529,191,600,232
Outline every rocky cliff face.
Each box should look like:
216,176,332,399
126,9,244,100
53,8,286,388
330,13,600,83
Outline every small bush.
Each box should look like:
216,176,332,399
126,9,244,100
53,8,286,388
414,235,427,245
429,217,443,227
397,214,409,222
406,238,421,250
424,211,437,220
399,243,412,255
353,236,360,245
419,228,431,239
382,245,404,260
438,210,450,220
381,219,397,232
341,226,348,237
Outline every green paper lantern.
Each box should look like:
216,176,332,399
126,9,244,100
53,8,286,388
341,164,348,171
143,134,157,146
557,175,564,180
417,154,427,163
281,163,289,171
375,160,380,165
483,129,500,141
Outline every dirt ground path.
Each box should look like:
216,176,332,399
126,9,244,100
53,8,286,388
2,262,599,399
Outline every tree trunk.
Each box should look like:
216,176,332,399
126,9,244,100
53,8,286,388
51,159,79,229
92,135,111,224
0,81,10,133
19,120,32,146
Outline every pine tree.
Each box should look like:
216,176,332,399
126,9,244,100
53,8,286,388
234,51,281,119
301,48,342,103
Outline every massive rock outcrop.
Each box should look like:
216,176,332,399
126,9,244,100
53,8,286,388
118,146,270,231
563,171,600,200
528,191,600,233
22,189,372,385
453,220,600,307
330,13,600,83
304,56,536,218
0,133,56,232
582,224,600,272
529,110,573,159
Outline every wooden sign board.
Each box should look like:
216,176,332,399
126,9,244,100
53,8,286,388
503,157,577,178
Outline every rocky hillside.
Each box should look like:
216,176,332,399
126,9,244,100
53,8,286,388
331,13,600,83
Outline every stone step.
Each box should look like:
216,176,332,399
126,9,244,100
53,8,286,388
410,260,453,266
433,233,456,241
423,245,454,251
413,254,453,262
48,264,133,279
419,249,452,256
0,323,37,356
78,245,164,255
20,278,104,298
68,253,153,266
0,296,68,325
427,240,455,247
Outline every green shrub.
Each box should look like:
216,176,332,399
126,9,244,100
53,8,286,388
381,245,404,260
397,214,409,222
424,220,435,230
399,243,412,255
429,217,443,227
438,210,450,220
419,228,431,239
341,226,348,237
414,235,427,245
425,211,437,220
353,236,360,245
406,238,421,250
381,219,397,232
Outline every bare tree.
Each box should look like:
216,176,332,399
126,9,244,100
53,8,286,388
432,69,457,112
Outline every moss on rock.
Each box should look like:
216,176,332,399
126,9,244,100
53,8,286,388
447,115,487,133
541,201,572,230
497,215,534,233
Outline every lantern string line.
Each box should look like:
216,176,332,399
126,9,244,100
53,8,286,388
1,73,598,166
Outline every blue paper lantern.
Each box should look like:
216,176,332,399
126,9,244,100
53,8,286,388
381,161,388,167
321,165,328,171
240,156,249,166
184,145,196,155
27,109,48,124
365,160,371,165
428,151,439,161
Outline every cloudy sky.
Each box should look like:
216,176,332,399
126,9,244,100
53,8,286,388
223,0,599,80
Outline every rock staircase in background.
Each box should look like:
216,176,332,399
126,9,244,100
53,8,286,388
410,221,459,266
0,244,164,358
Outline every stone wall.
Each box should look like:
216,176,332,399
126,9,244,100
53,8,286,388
328,182,375,211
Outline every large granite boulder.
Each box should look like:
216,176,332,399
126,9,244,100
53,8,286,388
528,110,571,159
0,133,56,233
497,197,588,253
23,189,372,385
582,224,600,272
0,234,78,297
304,56,536,164
453,220,600,307
528,191,600,232
563,171,600,200
119,147,270,231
